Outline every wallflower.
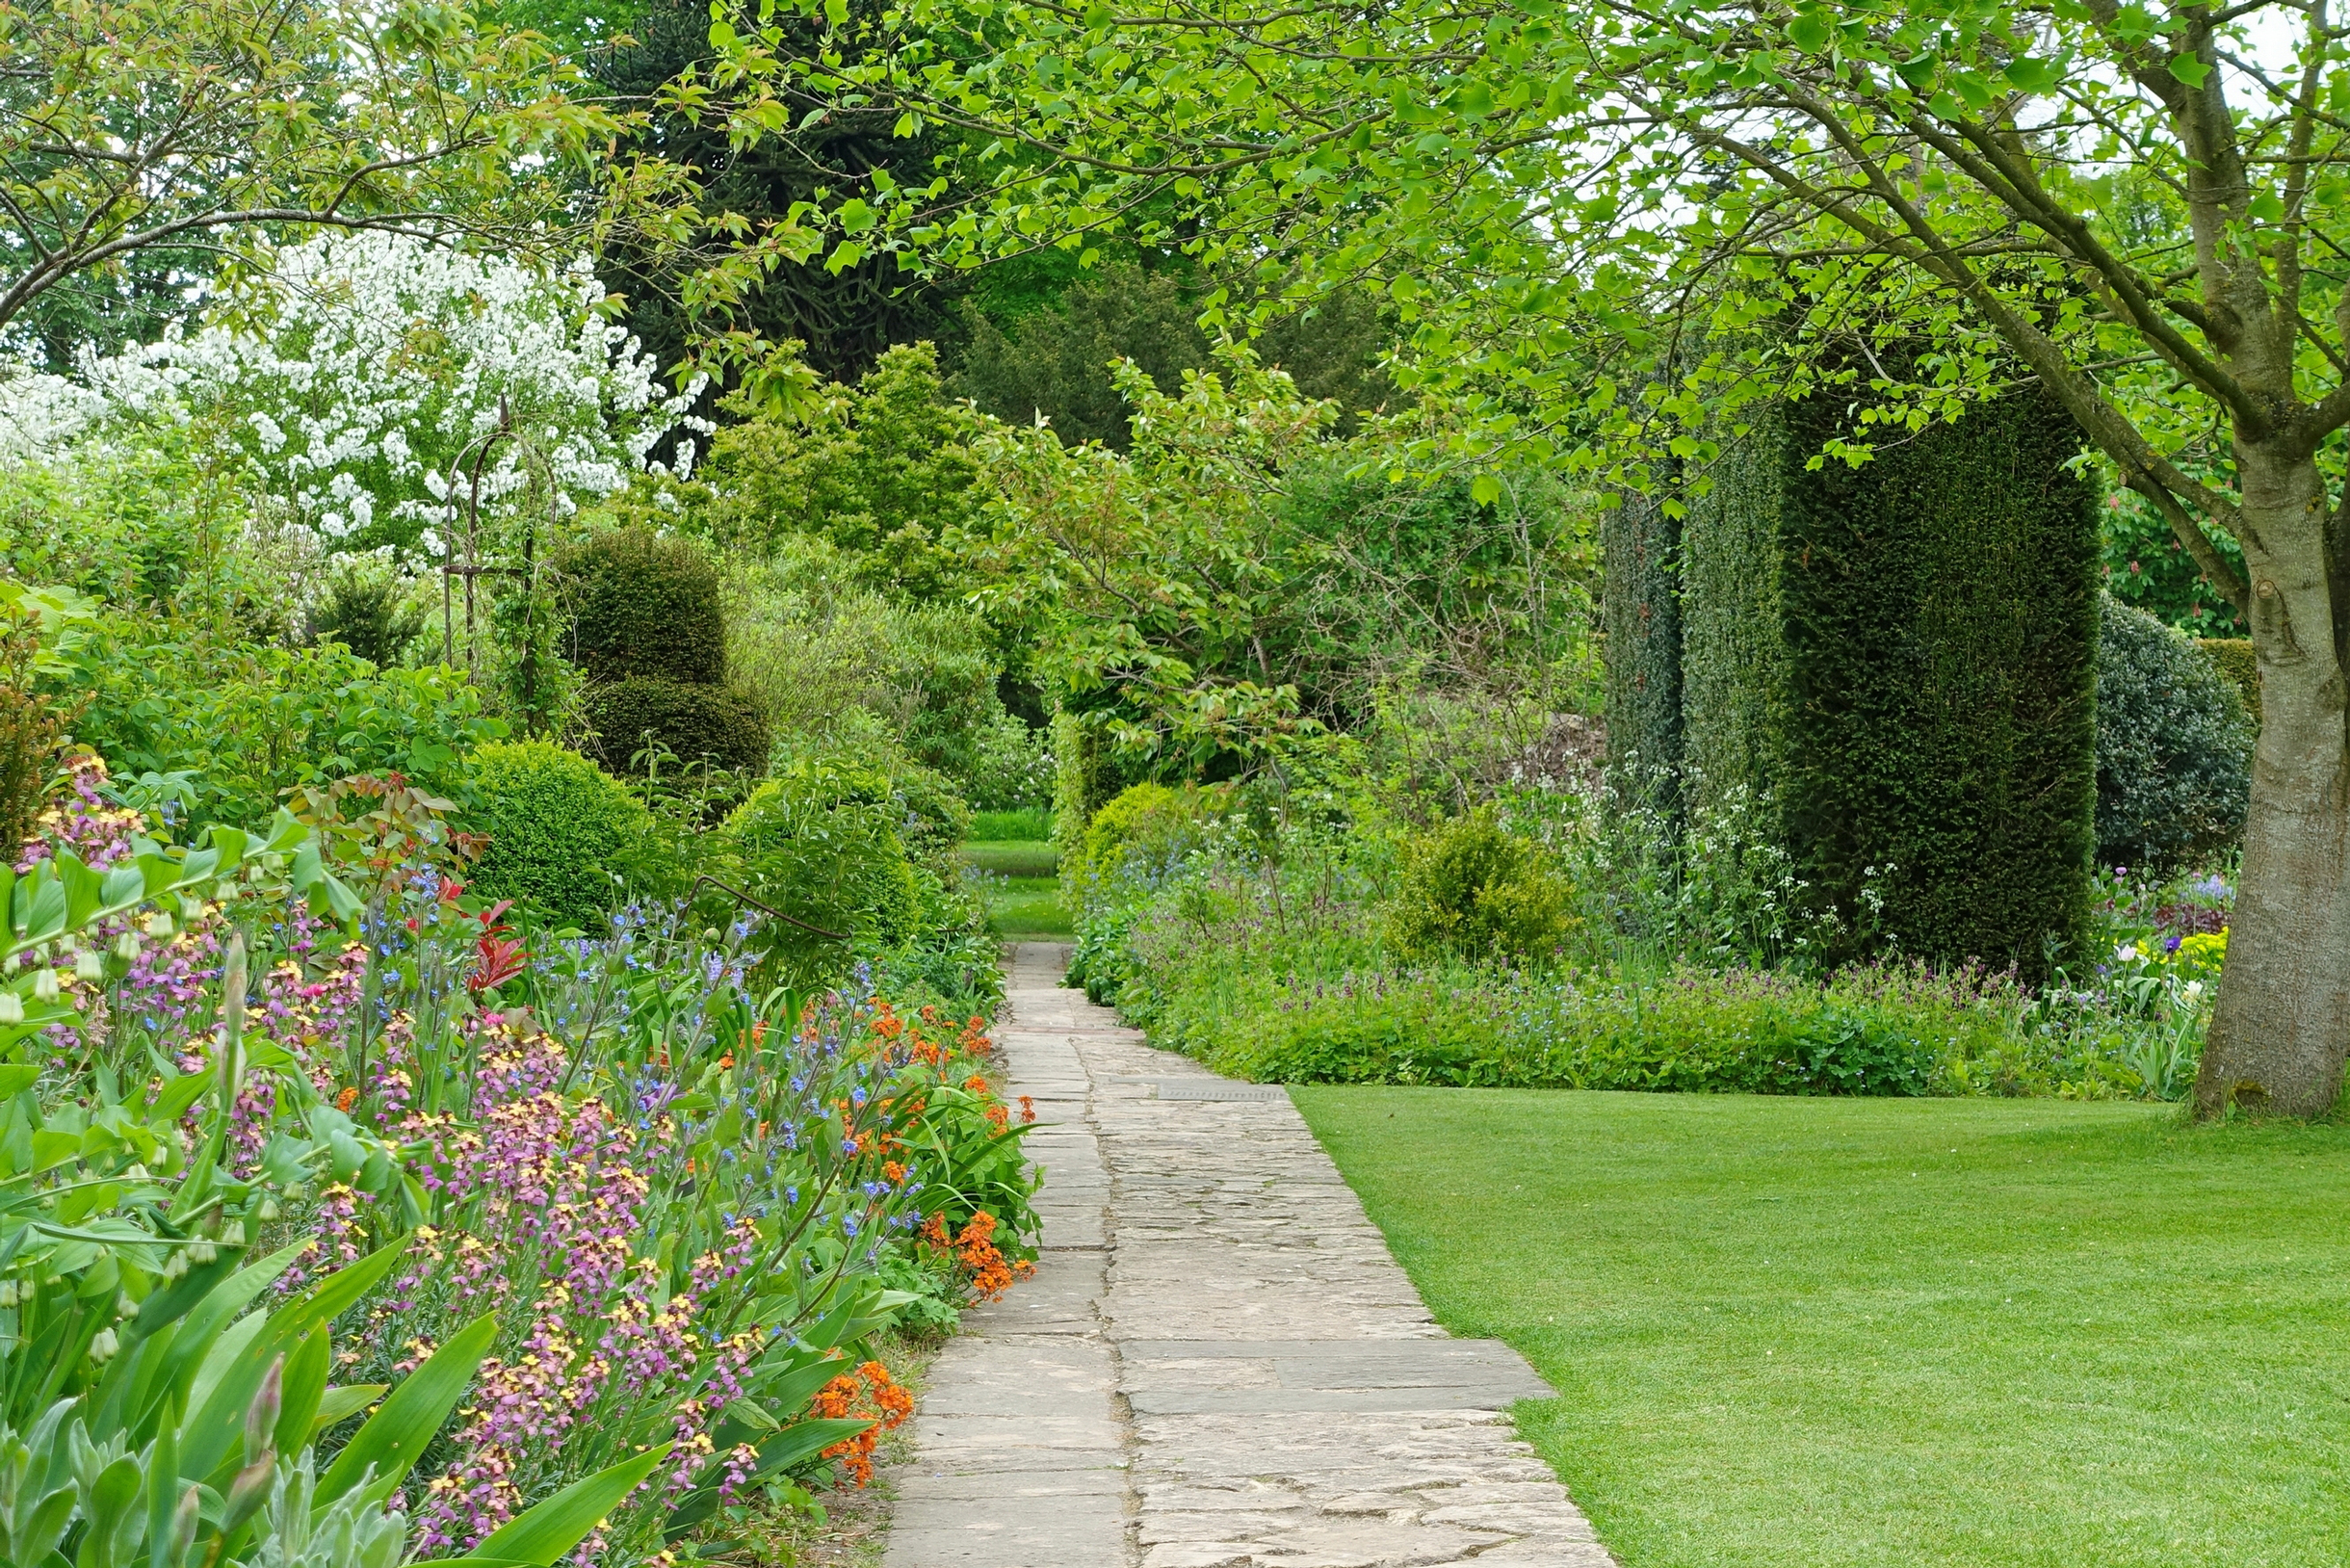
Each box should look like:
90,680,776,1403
810,1361,915,1486
921,1211,1031,1303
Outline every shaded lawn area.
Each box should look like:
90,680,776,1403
960,840,1069,936
1292,1087,2350,1568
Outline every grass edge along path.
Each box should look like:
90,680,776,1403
1292,1086,2350,1568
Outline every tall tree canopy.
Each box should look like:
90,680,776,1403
593,0,953,383
695,0,2350,1116
0,0,638,349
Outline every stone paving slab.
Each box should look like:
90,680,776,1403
882,943,1616,1568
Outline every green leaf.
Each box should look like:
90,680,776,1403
2248,192,2285,222
665,1418,871,1539
1788,12,1830,51
2170,55,2211,89
145,1398,178,1568
308,1384,386,1441
203,826,248,873
154,1241,300,1401
1470,474,1502,506
322,1312,498,1507
755,1356,850,1421
147,1072,209,1125
185,1312,269,1439
276,1323,329,1454
476,1445,674,1566
753,1417,874,1476
57,853,103,930
2002,58,2058,92
23,875,65,940
184,1241,408,1482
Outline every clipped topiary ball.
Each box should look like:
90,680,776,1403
1386,807,1575,962
584,677,770,775
560,527,728,686
2098,595,2254,874
465,740,654,928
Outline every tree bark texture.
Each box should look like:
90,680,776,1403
2193,451,2350,1117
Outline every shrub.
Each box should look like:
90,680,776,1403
1386,808,1575,961
2098,595,2254,873
307,561,428,666
886,756,977,874
696,344,985,602
67,621,506,828
583,675,770,774
967,711,1054,811
953,266,1389,450
465,740,654,928
725,551,1012,795
1202,968,1948,1096
2195,637,2259,724
560,526,728,685
1073,782,1208,902
1050,711,1136,868
723,761,924,985
1603,487,1685,802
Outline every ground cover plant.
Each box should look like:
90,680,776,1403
1294,1085,2350,1568
1069,777,2232,1104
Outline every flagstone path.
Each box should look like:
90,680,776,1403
881,942,1618,1568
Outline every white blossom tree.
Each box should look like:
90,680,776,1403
85,232,708,558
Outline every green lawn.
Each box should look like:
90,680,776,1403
961,839,1069,936
1292,1087,2350,1568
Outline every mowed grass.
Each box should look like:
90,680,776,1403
1292,1087,2350,1568
960,839,1069,936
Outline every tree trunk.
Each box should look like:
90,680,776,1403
2192,446,2350,1118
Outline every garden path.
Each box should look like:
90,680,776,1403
881,943,1617,1568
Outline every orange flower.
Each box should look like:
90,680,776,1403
921,1210,1030,1303
335,1086,360,1111
1018,1095,1036,1125
963,1074,990,1095
812,1360,915,1485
